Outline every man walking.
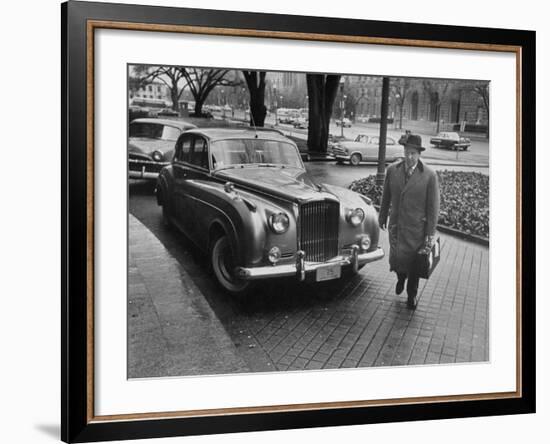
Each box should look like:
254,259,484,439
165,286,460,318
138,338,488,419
378,133,440,309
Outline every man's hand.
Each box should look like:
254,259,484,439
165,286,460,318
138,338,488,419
424,235,435,248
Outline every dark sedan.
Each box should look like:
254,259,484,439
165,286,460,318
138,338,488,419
128,118,196,179
430,131,471,151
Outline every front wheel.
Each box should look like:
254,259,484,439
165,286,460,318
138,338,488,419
350,153,361,166
210,235,250,294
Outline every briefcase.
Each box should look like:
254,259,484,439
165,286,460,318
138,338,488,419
415,237,441,279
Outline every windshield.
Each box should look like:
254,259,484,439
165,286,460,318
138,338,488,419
129,122,180,141
210,139,303,170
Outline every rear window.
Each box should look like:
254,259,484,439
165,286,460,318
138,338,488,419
129,122,180,141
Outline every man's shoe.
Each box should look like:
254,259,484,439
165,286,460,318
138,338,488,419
407,292,418,310
396,276,406,295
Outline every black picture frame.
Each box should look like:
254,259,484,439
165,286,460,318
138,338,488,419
62,1,536,442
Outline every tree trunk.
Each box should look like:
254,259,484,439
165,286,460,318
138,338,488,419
194,99,204,116
399,102,404,129
306,74,340,153
171,88,179,111
249,95,266,127
242,71,267,127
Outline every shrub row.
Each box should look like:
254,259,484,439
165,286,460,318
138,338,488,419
349,170,489,238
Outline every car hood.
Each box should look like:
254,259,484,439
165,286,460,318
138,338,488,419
128,138,175,155
337,141,367,149
215,167,337,203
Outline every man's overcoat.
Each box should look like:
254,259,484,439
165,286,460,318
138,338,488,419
378,159,440,274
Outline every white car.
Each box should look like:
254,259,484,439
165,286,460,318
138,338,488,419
332,134,402,166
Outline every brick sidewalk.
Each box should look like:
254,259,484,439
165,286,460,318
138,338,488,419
227,231,489,372
128,215,248,378
128,212,488,376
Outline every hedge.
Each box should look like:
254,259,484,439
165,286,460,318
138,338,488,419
349,170,489,238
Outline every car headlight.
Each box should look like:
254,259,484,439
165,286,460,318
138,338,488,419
269,212,290,234
152,150,164,162
346,208,365,226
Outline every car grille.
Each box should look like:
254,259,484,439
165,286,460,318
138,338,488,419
299,200,339,262
129,152,153,161
332,147,347,156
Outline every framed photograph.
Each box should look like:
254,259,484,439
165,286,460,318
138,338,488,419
62,1,535,442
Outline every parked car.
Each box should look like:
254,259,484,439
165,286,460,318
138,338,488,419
430,131,471,151
335,118,352,127
128,118,197,179
293,116,308,129
332,134,402,165
158,107,179,117
129,105,151,124
156,128,384,294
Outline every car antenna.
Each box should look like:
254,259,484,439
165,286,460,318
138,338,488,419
248,105,258,138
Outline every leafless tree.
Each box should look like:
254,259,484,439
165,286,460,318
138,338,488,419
472,82,490,137
181,68,241,116
391,78,413,129
422,79,454,133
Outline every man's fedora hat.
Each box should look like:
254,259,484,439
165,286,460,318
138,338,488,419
398,133,425,152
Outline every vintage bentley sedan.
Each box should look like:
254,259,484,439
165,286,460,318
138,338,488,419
128,118,196,179
156,128,384,294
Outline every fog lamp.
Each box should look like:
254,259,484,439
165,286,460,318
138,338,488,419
360,235,371,251
268,246,282,264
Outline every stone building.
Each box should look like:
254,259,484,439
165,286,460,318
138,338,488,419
344,75,489,134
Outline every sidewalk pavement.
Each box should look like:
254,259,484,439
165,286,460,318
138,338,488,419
128,215,489,377
225,229,489,371
128,214,248,378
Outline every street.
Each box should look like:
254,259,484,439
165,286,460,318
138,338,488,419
128,158,489,376
228,108,490,166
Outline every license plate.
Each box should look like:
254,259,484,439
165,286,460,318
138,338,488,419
315,264,341,282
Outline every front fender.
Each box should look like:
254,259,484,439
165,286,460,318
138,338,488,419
322,183,380,250
194,181,294,267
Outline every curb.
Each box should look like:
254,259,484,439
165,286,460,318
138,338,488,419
128,214,249,377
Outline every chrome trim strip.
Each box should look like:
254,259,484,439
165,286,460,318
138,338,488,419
129,170,159,179
129,159,169,167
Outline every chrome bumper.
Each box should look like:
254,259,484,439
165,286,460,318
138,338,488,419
236,246,384,281
129,168,160,180
128,159,168,179
335,154,351,161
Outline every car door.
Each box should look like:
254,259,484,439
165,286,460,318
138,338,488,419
183,135,212,244
172,133,195,236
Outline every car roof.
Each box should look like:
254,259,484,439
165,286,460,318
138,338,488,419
130,118,197,130
184,127,294,143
